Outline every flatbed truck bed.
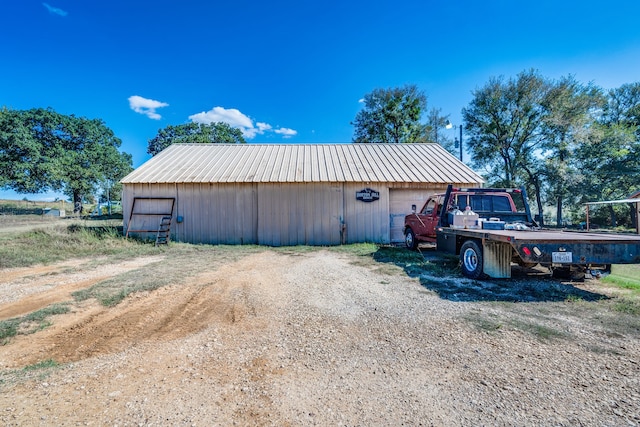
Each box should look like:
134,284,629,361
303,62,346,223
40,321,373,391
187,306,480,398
437,226,640,279
405,185,640,279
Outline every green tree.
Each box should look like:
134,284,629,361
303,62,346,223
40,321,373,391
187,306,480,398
540,76,603,226
56,114,132,213
606,82,640,130
573,83,640,225
0,108,132,213
352,85,428,143
462,70,549,221
0,107,57,193
147,122,245,156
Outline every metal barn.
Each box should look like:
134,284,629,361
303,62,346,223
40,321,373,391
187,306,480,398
121,144,484,245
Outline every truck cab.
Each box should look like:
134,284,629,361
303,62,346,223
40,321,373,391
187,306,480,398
404,188,520,250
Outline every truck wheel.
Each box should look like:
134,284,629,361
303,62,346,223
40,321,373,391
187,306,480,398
405,228,418,250
460,240,484,279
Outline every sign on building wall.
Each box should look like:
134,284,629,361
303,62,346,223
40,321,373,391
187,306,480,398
356,188,380,203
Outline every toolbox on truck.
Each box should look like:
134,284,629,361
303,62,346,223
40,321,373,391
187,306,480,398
482,220,505,230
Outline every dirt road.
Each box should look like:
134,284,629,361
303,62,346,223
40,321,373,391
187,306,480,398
1,249,639,426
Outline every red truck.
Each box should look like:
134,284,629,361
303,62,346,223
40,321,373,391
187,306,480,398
404,185,640,279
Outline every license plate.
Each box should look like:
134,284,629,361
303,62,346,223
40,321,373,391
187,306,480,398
552,252,573,263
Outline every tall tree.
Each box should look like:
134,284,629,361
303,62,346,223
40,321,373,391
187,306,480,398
604,82,640,137
0,108,132,213
540,76,603,226
462,70,549,221
574,83,640,224
0,107,57,193
58,115,133,213
352,85,427,143
147,122,245,156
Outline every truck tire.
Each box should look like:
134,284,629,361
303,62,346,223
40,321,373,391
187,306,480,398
405,228,418,250
460,240,484,279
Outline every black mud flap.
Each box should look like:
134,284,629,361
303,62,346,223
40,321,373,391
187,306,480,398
437,232,456,254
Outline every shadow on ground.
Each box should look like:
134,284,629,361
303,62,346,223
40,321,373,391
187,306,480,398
372,246,608,303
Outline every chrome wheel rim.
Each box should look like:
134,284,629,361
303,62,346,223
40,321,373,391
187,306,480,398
405,232,413,248
463,248,478,272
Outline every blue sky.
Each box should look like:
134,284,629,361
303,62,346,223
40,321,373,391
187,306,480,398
2,0,640,200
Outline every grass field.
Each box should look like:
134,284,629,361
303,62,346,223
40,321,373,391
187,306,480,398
0,199,73,215
0,198,120,217
605,264,640,292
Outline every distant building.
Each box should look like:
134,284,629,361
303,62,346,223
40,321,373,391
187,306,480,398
121,144,484,245
42,208,65,217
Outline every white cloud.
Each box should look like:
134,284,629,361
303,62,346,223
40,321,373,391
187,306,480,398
128,95,169,120
274,128,297,138
189,106,252,129
43,3,68,16
189,106,297,140
256,122,272,132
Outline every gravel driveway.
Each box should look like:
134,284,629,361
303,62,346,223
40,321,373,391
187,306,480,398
0,248,638,426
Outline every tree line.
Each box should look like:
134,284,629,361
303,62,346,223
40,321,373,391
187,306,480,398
2,70,638,224
352,72,640,227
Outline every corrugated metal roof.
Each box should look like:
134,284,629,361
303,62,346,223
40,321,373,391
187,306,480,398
121,143,485,184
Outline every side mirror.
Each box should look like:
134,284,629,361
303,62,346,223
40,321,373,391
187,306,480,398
411,204,416,213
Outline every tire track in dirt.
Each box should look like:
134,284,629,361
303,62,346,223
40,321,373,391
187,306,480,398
0,277,109,320
2,252,291,367
0,260,86,285
0,256,165,320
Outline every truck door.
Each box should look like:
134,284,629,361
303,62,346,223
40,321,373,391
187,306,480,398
418,197,439,238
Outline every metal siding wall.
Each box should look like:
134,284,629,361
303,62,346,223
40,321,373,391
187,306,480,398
241,184,259,244
257,183,342,246
257,184,274,245
122,184,134,232
279,183,291,246
177,184,194,243
294,185,306,244
164,183,258,245
343,183,389,244
221,183,257,244
123,181,453,246
329,184,344,245
219,184,233,243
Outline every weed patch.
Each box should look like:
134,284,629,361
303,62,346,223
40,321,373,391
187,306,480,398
0,224,159,269
500,317,567,341
0,359,61,389
464,311,504,333
612,298,640,316
371,246,459,278
23,359,59,372
0,303,70,344
329,243,379,257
